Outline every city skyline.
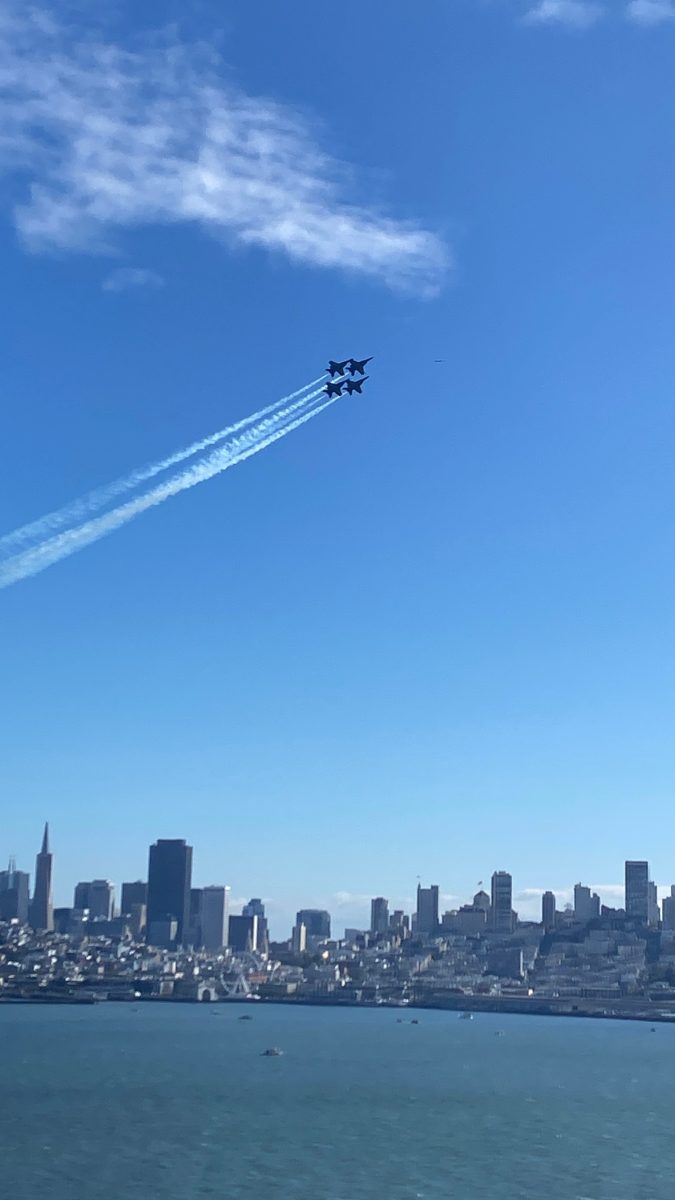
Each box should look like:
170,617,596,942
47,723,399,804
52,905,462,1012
2,823,673,939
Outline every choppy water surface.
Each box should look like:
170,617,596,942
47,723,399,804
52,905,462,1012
1,1003,673,1199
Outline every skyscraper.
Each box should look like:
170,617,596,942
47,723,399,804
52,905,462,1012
541,890,556,932
662,886,675,931
0,858,30,924
30,823,53,932
74,882,91,911
295,909,331,939
242,899,268,951
370,897,389,935
121,881,148,914
147,839,193,947
648,880,660,927
188,888,203,946
415,885,439,935
491,871,513,933
201,886,230,952
291,921,307,953
573,883,599,923
228,913,258,952
625,860,649,923
74,880,114,919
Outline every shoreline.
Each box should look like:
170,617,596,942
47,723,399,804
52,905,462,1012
2,992,675,1024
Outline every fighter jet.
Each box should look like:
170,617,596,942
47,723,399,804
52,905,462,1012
327,359,350,378
345,376,368,395
347,357,373,376
324,380,345,398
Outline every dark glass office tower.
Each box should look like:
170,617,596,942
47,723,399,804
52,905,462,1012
295,908,331,939
147,839,192,946
625,860,649,922
0,858,30,924
121,881,147,913
415,885,439,935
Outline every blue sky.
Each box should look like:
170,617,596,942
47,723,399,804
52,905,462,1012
1,0,675,935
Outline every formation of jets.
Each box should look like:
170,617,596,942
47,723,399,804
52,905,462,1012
324,356,373,399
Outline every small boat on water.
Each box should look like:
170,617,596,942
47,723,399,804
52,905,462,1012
261,1047,283,1057
459,1012,474,1020
239,1015,253,1021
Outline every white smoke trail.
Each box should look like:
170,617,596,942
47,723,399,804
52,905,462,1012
0,376,326,556
0,392,340,590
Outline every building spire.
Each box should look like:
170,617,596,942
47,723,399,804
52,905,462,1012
41,822,49,855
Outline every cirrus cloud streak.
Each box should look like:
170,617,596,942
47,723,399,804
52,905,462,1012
0,4,447,295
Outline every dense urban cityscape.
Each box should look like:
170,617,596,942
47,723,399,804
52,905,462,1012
3,824,675,1020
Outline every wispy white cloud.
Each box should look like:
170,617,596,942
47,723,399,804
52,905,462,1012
523,0,603,27
626,0,675,22
102,267,165,293
0,4,446,295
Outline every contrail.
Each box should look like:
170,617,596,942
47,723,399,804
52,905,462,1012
0,391,340,590
0,376,326,556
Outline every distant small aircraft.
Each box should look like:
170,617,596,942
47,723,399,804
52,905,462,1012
347,356,373,376
326,359,350,378
324,380,344,398
345,376,368,395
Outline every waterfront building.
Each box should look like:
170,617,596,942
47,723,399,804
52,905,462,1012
625,861,650,923
0,859,30,924
542,890,556,932
147,839,193,947
491,871,513,933
121,881,147,913
295,909,331,939
416,884,439,935
370,896,389,935
30,823,53,932
201,886,230,952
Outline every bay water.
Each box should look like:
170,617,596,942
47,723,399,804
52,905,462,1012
1,1002,673,1199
